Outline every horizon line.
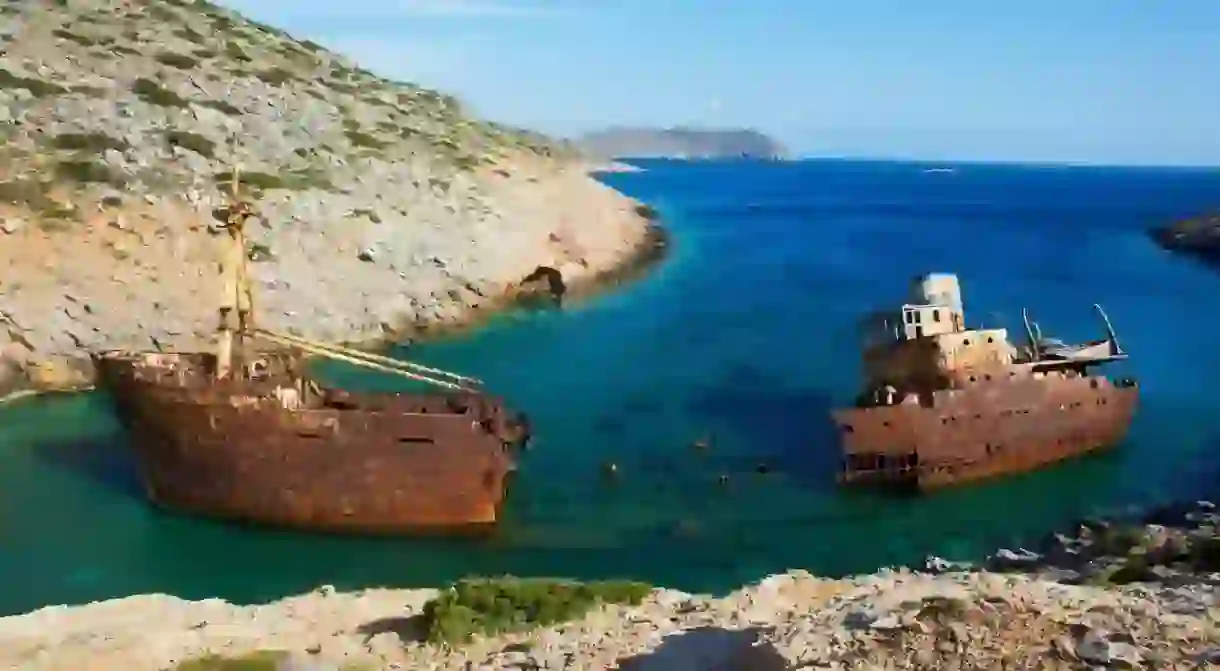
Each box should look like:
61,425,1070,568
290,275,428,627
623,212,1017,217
607,155,1220,171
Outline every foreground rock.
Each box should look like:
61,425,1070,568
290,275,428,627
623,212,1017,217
0,0,655,399
4,567,1219,670
10,498,1220,671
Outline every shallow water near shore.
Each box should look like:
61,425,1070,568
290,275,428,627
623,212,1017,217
4,158,1220,615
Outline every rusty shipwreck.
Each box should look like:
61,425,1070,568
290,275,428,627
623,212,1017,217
832,273,1138,491
92,170,530,535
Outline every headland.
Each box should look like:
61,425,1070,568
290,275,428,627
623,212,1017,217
0,0,662,403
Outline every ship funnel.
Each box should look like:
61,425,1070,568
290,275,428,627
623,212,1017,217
1093,303,1123,356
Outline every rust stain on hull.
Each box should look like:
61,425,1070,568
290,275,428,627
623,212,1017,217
832,272,1139,492
833,376,1138,491
94,351,530,535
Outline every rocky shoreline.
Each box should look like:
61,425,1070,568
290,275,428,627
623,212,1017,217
0,0,661,403
1149,210,1220,264
5,499,1220,670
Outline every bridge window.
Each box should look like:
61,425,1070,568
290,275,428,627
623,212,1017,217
905,311,914,324
932,309,941,322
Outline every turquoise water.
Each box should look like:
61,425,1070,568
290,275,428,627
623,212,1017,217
4,158,1220,615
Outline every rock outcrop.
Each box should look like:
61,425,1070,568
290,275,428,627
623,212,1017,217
6,500,1220,670
0,0,655,398
1149,211,1220,263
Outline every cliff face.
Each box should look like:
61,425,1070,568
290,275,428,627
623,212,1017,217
0,0,651,395
577,127,788,160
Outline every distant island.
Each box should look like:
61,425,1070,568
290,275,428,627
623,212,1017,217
576,126,788,160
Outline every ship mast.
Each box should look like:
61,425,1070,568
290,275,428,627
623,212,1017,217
214,166,256,380
208,165,484,392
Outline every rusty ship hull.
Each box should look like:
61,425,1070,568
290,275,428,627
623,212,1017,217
94,351,529,535
832,373,1138,491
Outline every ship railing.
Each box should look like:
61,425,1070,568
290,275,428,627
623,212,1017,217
248,328,484,393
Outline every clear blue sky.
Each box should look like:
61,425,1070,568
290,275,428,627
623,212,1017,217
217,0,1220,166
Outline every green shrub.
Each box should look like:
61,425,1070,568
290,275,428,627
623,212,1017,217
254,67,295,86
51,132,128,152
0,179,53,209
148,4,179,23
175,26,207,44
214,170,285,190
172,650,285,671
421,576,651,645
1092,526,1147,556
1104,556,1155,585
52,28,95,46
166,131,215,157
224,41,252,62
156,51,199,69
198,99,241,116
0,69,66,96
56,160,120,184
344,130,387,150
132,78,189,107
69,84,108,97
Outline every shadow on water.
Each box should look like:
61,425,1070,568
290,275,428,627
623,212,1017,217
32,431,144,500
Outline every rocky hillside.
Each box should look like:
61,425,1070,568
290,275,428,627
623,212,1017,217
577,126,788,161
0,0,656,397
5,500,1220,669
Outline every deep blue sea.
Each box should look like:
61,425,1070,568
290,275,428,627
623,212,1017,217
3,158,1220,616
